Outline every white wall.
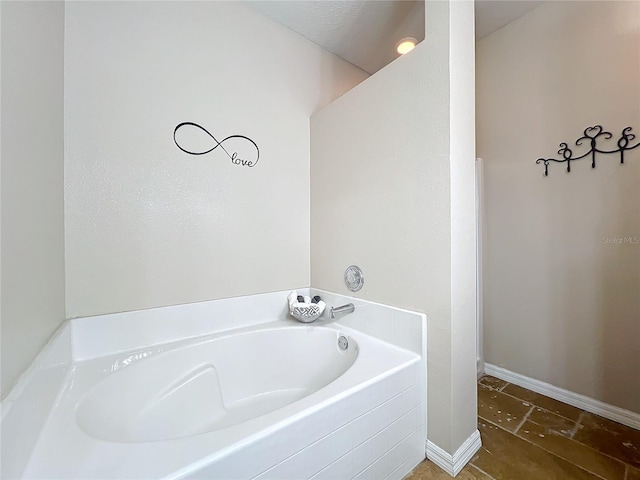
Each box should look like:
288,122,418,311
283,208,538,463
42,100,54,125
311,1,477,455
477,1,640,413
64,1,368,319
0,1,66,399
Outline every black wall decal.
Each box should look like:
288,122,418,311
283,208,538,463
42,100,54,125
174,122,260,168
535,126,639,176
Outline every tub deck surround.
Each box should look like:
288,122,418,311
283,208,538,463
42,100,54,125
309,289,426,359
0,290,428,480
0,321,72,480
70,289,310,361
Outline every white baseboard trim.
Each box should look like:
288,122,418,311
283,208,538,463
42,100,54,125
426,429,482,477
484,363,640,430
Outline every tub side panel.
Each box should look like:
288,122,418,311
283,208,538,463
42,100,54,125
183,361,423,480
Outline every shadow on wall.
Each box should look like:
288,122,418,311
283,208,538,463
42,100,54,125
477,0,640,416
313,54,369,115
550,147,640,413
598,155,640,409
539,7,640,412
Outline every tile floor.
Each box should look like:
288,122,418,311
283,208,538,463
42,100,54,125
406,375,640,480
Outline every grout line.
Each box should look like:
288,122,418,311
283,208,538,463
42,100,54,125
566,411,639,471
510,407,631,472
570,411,585,439
478,410,619,480
481,413,605,478
514,405,535,434
506,423,612,480
479,384,638,479
468,462,498,480
498,381,509,392
492,388,579,424
479,415,521,436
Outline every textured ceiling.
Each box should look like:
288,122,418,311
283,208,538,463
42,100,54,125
248,1,424,74
248,0,544,74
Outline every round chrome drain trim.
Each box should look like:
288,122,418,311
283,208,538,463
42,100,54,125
344,265,364,292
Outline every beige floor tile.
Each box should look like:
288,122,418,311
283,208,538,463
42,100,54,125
517,420,626,480
573,412,640,469
478,376,508,391
501,384,582,421
405,460,494,479
432,379,640,480
478,384,531,432
526,407,576,437
471,421,602,480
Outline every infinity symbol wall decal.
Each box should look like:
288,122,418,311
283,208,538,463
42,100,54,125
173,122,260,168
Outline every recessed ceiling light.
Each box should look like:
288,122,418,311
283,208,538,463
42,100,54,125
396,37,417,55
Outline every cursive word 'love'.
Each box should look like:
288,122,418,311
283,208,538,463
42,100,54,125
173,122,260,168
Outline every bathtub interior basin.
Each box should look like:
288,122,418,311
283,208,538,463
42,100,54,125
75,326,358,443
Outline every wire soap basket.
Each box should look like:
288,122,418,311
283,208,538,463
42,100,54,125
287,291,326,323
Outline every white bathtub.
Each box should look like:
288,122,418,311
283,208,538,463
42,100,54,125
76,325,360,444
2,290,426,480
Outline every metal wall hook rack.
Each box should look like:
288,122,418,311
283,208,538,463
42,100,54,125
535,125,639,176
